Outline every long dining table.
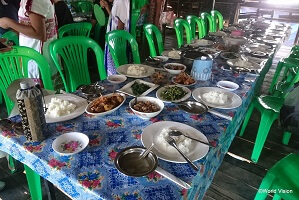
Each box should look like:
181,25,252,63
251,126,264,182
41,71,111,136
0,22,288,199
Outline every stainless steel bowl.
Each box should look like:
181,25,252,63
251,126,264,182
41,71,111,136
114,146,158,177
78,83,105,99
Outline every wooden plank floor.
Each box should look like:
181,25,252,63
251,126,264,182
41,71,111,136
0,25,298,200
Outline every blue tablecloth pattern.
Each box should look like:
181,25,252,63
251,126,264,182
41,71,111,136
0,65,261,199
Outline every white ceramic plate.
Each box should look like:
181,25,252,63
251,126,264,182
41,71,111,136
141,121,209,163
192,87,242,109
85,93,126,116
156,85,191,103
171,76,197,87
45,94,87,123
117,79,159,97
217,81,239,91
161,50,181,60
227,58,261,70
116,64,155,78
52,132,89,156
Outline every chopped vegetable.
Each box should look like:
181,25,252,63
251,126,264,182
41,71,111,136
131,82,150,96
161,86,187,101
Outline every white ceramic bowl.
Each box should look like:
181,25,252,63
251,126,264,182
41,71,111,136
163,63,186,75
107,74,127,84
129,97,164,119
217,81,239,91
85,93,126,116
52,132,89,155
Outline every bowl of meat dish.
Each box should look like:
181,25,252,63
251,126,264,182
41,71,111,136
150,71,169,85
85,93,126,116
129,97,164,119
172,72,196,86
163,63,186,75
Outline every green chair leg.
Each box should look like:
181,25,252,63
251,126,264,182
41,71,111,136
239,101,255,137
254,174,275,200
8,155,17,174
282,131,292,145
251,111,278,163
24,165,42,200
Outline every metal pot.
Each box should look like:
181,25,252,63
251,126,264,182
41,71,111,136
181,50,209,72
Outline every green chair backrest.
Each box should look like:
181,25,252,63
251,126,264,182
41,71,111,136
94,23,102,44
186,15,205,40
0,46,53,114
131,10,140,38
270,59,299,98
201,12,215,33
211,10,224,31
94,4,105,26
1,31,19,46
77,1,93,13
174,18,192,48
105,30,141,67
255,153,299,200
49,36,106,93
58,22,92,38
143,24,164,57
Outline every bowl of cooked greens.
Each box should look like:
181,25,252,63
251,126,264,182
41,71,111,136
156,85,191,103
129,97,164,119
117,80,159,97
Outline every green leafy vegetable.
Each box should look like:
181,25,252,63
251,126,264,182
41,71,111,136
131,82,150,96
161,86,187,101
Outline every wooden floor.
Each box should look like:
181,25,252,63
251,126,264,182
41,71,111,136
0,25,298,200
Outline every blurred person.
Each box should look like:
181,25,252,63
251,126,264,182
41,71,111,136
0,0,62,90
54,0,73,29
0,0,20,37
104,0,130,75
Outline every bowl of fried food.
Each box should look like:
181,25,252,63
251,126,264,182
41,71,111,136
129,97,164,119
85,93,126,116
150,71,169,85
172,72,196,86
163,63,186,75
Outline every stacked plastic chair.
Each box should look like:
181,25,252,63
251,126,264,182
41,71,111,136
211,10,224,31
201,12,215,34
58,22,92,38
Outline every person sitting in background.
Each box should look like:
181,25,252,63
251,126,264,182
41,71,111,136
54,0,73,29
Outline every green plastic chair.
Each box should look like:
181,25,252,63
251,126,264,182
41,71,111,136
105,30,141,67
0,46,54,114
211,10,224,31
1,31,19,46
255,153,299,200
143,24,164,57
94,4,105,26
131,10,140,39
239,61,299,163
77,1,94,13
49,36,106,93
186,15,205,40
58,22,92,38
201,12,215,34
94,23,102,44
174,18,192,48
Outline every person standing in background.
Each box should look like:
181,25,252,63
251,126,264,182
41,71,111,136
54,0,73,29
104,0,130,75
0,0,62,90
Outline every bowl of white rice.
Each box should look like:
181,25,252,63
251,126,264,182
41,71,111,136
46,97,76,117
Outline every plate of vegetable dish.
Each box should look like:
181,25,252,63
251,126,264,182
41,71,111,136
117,79,159,97
156,85,191,103
171,72,196,86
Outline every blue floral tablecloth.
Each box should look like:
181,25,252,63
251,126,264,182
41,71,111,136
0,61,264,200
